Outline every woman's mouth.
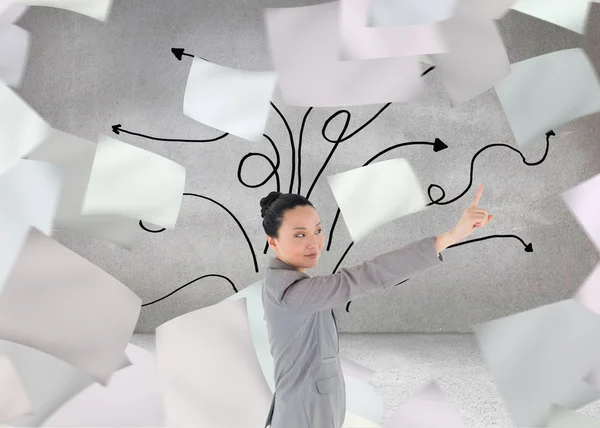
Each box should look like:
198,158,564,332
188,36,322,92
305,253,318,259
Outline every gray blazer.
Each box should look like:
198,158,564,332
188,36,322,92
262,236,444,428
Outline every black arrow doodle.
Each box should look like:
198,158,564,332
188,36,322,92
341,234,534,313
171,48,195,61
327,130,556,251
169,48,298,255
112,123,229,142
236,133,281,255
139,192,259,273
142,273,238,307
304,66,437,201
297,107,313,195
326,138,448,251
425,130,556,206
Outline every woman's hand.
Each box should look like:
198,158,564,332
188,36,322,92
449,184,493,243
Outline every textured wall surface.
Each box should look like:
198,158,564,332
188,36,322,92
15,0,600,333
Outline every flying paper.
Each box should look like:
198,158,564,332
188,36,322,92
575,264,600,317
562,172,600,253
510,0,591,34
81,134,185,230
431,0,510,106
339,0,448,60
0,24,29,87
0,159,62,294
344,413,381,428
155,298,272,428
12,0,113,20
183,58,276,143
0,354,31,421
340,355,377,384
496,49,600,147
0,340,94,428
225,280,276,392
383,381,466,428
344,375,384,424
462,0,517,19
368,0,456,26
0,4,28,24
0,228,142,385
264,2,423,107
327,158,427,243
28,129,139,249
42,343,165,427
0,81,51,176
587,362,600,390
547,405,600,428
473,299,600,427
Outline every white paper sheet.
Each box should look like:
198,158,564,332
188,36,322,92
562,173,600,253
339,355,377,383
575,264,600,317
226,280,384,424
0,340,94,428
0,228,142,385
0,81,51,176
368,0,456,26
510,0,591,34
0,354,31,421
264,2,423,107
42,343,165,427
431,0,510,106
156,298,272,428
224,280,276,391
462,0,518,19
339,0,448,60
473,299,600,427
496,49,600,147
383,381,466,428
14,0,113,21
81,134,185,230
183,58,276,143
0,159,62,294
0,24,29,88
327,158,427,243
587,362,600,389
344,413,381,428
548,405,600,428
28,129,139,249
0,4,28,24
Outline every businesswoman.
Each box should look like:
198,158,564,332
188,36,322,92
261,185,493,428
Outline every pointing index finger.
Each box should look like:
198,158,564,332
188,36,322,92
470,184,483,207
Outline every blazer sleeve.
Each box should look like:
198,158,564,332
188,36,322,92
280,236,443,313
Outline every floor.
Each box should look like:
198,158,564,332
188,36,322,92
131,333,600,428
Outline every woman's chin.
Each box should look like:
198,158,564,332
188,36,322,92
303,256,319,268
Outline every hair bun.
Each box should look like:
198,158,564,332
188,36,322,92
260,191,282,218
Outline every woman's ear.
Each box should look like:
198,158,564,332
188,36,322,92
267,235,277,252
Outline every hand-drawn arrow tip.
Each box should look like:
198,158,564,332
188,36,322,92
525,243,533,252
112,124,122,135
171,47,185,61
546,130,555,137
433,138,448,152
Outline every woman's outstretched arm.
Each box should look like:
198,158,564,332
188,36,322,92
278,184,493,313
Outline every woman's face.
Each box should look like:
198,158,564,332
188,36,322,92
267,205,325,272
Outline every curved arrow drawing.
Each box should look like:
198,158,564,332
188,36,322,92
141,273,238,307
139,192,259,273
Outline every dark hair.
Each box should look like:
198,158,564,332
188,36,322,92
260,191,314,238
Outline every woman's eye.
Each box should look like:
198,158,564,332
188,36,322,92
296,234,305,238
316,229,322,234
